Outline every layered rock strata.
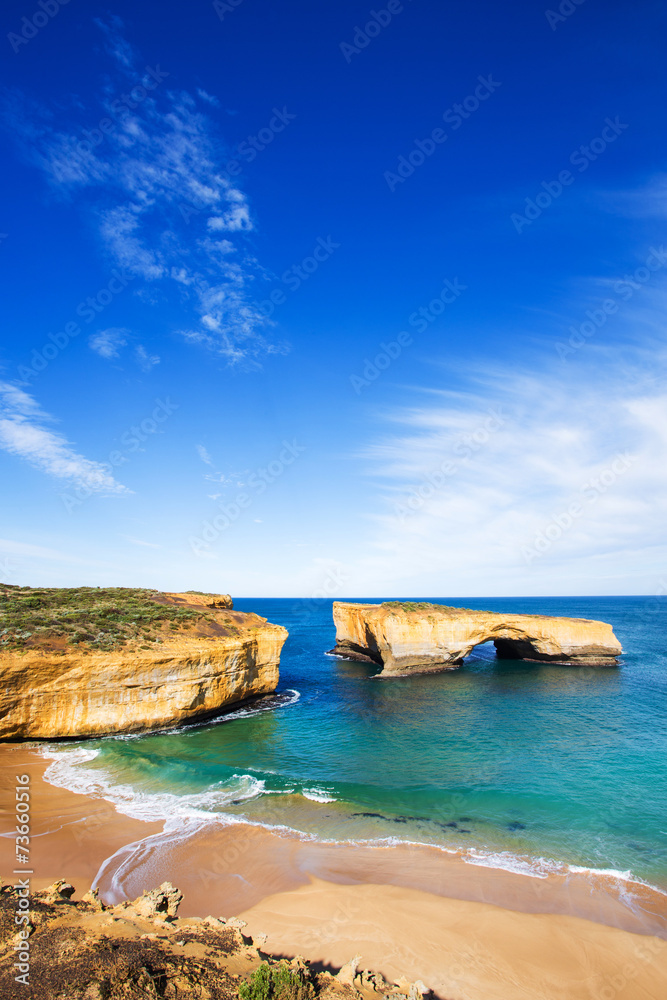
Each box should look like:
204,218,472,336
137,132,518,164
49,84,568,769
329,602,622,675
0,592,287,739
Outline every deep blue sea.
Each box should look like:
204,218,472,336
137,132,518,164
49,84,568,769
42,597,667,890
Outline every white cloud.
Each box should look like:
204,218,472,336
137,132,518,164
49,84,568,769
207,205,251,232
120,535,161,548
89,327,129,359
354,348,667,596
0,382,129,494
89,329,159,371
8,21,277,365
197,89,219,106
135,344,160,371
601,173,667,220
94,15,135,70
197,444,213,466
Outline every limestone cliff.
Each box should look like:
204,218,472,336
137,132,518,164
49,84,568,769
0,591,287,739
329,602,622,675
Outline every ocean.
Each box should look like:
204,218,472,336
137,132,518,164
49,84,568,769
41,596,667,891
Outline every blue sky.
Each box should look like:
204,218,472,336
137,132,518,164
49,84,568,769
1,0,666,597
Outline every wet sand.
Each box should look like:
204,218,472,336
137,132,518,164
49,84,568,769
0,746,162,895
2,746,667,999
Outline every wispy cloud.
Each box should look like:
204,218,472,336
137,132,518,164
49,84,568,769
89,327,128,359
5,19,282,365
600,173,667,220
358,344,667,595
89,327,160,371
196,444,213,466
120,535,161,548
197,89,219,107
0,382,129,494
134,344,160,371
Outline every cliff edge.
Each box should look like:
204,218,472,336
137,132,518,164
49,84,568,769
0,878,429,1000
0,586,287,739
329,601,622,675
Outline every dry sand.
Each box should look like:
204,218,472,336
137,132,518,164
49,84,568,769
2,745,667,999
241,877,667,1000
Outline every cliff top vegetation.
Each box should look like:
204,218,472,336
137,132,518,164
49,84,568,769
0,586,221,653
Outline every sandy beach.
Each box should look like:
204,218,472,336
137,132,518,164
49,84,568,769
2,745,667,999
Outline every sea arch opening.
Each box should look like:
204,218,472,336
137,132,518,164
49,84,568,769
461,628,548,664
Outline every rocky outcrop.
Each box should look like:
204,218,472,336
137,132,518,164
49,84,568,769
329,602,622,675
161,591,233,609
0,593,287,739
0,878,432,1000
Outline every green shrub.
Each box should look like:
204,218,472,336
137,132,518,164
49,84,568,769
239,962,315,1000
0,586,212,653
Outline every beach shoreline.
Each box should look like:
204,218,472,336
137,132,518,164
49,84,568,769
3,745,667,998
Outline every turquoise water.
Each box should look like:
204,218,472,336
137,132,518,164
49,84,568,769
43,597,667,888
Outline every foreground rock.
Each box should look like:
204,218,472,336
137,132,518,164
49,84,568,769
0,878,429,1000
0,590,287,739
329,601,622,675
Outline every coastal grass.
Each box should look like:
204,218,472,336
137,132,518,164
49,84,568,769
382,601,436,611
240,962,315,1000
382,601,475,613
0,585,214,653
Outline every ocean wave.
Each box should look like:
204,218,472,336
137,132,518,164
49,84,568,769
40,745,266,826
302,787,337,803
37,747,666,903
103,689,301,740
463,849,560,879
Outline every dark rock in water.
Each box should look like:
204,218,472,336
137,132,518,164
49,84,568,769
458,816,473,822
507,821,526,831
459,829,471,833
352,811,385,819
444,822,459,828
393,817,408,823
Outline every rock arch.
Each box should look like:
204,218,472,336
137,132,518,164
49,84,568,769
329,602,622,676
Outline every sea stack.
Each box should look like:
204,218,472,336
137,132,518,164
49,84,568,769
328,601,622,675
0,588,288,739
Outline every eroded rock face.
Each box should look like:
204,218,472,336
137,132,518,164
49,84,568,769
329,602,622,675
0,593,287,739
161,591,233,609
0,878,429,1000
